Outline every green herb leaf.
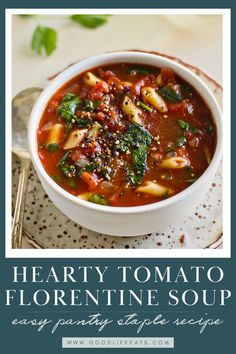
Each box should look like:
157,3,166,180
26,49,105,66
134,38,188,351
74,117,92,128
57,93,81,130
120,123,153,152
181,84,192,97
31,26,57,56
176,136,187,147
102,167,111,180
89,194,108,205
191,126,201,134
130,67,152,76
160,86,182,103
47,143,59,152
57,151,70,167
177,119,202,134
178,119,190,130
129,174,139,185
71,15,110,29
137,100,152,112
84,163,99,172
120,124,153,185
83,99,95,112
57,152,76,177
131,144,149,184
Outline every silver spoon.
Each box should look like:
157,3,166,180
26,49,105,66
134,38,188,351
12,87,43,249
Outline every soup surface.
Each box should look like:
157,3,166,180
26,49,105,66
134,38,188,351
37,63,216,207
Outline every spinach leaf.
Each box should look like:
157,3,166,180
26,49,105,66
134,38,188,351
181,84,192,97
178,119,190,130
176,136,187,147
102,167,111,180
124,166,138,185
130,67,152,76
120,123,153,152
160,86,182,103
57,152,76,177
129,174,139,185
57,93,81,130
83,99,95,112
131,144,149,184
31,26,57,56
178,119,202,134
191,126,202,134
47,143,59,152
74,117,92,128
120,123,153,184
70,15,110,29
89,194,108,205
83,163,99,172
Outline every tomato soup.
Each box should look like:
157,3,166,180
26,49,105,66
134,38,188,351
37,63,216,207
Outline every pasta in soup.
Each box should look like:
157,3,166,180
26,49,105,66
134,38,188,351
37,63,216,207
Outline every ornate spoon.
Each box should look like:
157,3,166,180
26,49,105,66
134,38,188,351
12,87,42,248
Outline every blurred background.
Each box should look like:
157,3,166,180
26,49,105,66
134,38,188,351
12,14,222,97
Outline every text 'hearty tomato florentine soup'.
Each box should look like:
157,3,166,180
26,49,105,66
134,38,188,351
37,63,216,207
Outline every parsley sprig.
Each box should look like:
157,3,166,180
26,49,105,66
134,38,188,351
22,15,111,57
71,15,110,29
31,26,57,56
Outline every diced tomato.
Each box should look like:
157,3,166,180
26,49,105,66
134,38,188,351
160,67,175,84
168,102,194,116
107,77,130,91
81,141,101,155
98,69,115,80
184,131,195,140
47,92,65,113
88,81,109,101
108,109,120,123
70,150,84,161
94,111,106,123
94,111,121,131
81,172,99,190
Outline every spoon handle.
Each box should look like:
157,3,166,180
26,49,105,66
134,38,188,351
12,158,31,249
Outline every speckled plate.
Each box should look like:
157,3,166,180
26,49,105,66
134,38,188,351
12,51,223,249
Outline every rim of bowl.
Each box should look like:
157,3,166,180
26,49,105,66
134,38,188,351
28,51,223,215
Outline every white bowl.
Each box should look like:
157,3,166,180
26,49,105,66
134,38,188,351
28,51,222,236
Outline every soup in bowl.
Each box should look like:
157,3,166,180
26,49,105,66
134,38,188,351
28,52,222,236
